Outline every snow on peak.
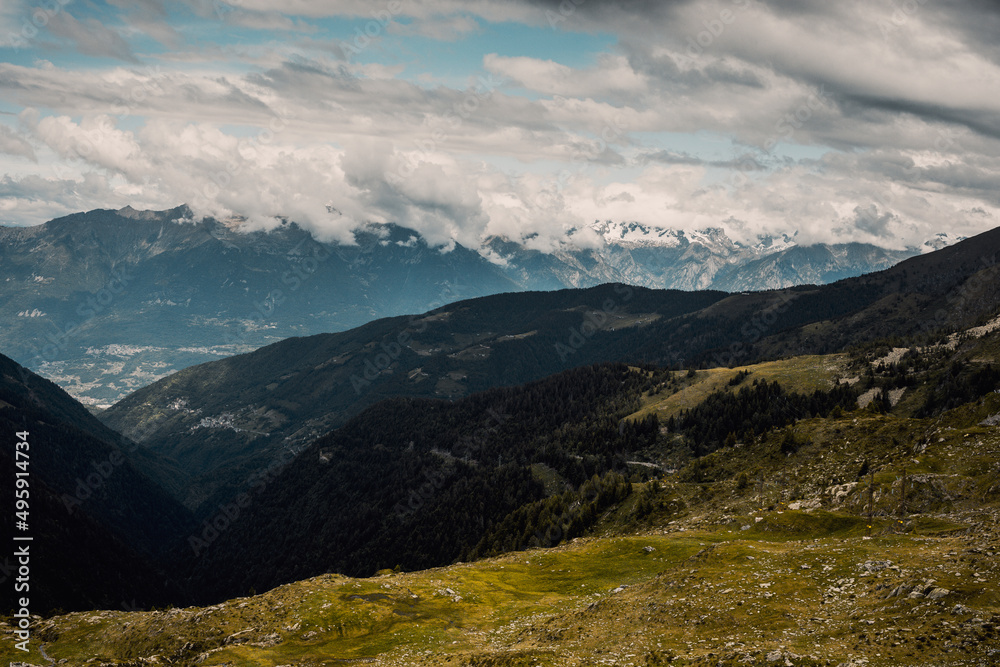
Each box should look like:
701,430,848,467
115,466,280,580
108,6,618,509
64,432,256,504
589,221,798,257
590,221,684,248
922,232,966,252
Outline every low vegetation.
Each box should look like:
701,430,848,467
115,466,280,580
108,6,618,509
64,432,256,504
5,283,1000,665
4,340,1000,665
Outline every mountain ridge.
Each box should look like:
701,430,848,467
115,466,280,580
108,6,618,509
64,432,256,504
482,221,917,292
1,223,998,661
2,206,927,406
99,223,1000,520
0,353,195,614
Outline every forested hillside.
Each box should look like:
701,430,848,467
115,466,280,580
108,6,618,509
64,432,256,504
0,354,195,613
102,226,1000,522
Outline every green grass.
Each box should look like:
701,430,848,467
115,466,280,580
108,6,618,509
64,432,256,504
8,507,997,666
0,496,997,667
629,354,850,422
530,463,568,495
6,353,1000,666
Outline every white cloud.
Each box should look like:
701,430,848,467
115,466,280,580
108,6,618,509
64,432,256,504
44,10,137,62
485,53,648,99
388,14,480,41
29,114,150,178
0,124,36,161
1,0,999,253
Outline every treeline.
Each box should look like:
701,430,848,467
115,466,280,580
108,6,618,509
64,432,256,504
918,361,1000,417
177,353,1000,605
853,344,1000,418
184,364,662,602
183,365,877,603
669,379,858,455
466,470,632,560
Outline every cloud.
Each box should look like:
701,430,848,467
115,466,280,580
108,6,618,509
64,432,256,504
388,15,480,41
852,204,898,238
105,0,182,48
640,150,765,171
44,11,137,62
484,53,648,99
0,172,123,226
340,137,490,249
0,124,36,161
27,114,150,178
0,0,999,254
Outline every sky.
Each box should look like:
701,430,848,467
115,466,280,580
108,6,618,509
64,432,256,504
0,0,999,252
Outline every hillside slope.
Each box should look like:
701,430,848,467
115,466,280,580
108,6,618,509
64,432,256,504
0,206,519,406
2,208,922,406
0,353,196,613
175,312,1000,605
178,363,669,602
101,285,723,512
102,226,1000,515
7,386,999,666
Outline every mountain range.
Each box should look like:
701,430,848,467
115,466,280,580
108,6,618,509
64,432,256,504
2,222,999,667
101,224,1000,522
483,221,927,293
0,206,932,406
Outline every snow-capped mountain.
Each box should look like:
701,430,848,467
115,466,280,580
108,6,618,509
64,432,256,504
0,206,928,404
591,220,794,254
923,232,968,252
484,221,915,292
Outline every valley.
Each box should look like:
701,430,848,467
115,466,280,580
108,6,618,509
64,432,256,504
0,208,927,407
4,2,1000,664
93,224,1000,520
4,391,998,666
2,216,999,667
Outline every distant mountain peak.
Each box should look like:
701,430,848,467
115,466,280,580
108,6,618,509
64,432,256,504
591,220,684,248
589,221,800,256
921,231,967,252
1,204,984,409
116,204,141,217
753,231,797,252
115,204,194,223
